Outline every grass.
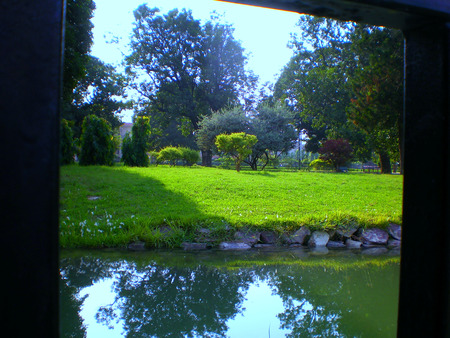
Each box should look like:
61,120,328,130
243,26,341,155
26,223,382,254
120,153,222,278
60,165,403,248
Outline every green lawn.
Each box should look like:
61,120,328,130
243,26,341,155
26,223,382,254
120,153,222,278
60,165,403,248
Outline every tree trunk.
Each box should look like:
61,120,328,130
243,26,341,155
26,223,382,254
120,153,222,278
244,155,258,170
201,150,212,167
235,158,241,172
260,152,270,171
379,151,392,174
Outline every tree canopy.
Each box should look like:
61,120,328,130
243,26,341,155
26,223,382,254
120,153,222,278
125,5,257,161
274,16,403,173
67,56,130,137
63,0,95,107
196,105,297,170
215,133,258,172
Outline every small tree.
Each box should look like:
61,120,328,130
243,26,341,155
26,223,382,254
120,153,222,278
79,115,115,166
60,119,75,165
215,133,258,172
122,116,152,167
318,138,353,172
196,107,249,166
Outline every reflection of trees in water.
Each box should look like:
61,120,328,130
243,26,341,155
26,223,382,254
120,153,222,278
60,255,254,337
60,256,122,337
261,264,399,337
60,253,399,337
110,264,253,337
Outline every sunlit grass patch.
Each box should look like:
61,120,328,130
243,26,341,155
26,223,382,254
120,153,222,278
60,165,403,248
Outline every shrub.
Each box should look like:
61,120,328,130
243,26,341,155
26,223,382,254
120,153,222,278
157,146,183,166
60,119,75,165
178,147,200,166
310,158,333,171
318,138,353,172
79,115,115,166
122,116,152,167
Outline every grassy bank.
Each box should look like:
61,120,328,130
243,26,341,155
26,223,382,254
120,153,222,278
60,165,403,248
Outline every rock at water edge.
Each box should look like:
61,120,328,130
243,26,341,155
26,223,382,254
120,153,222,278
362,228,389,245
308,231,329,247
327,240,346,248
290,227,311,244
387,223,402,240
332,228,358,241
181,242,209,250
260,231,278,244
218,242,251,250
387,238,401,248
234,230,260,246
128,241,146,251
346,239,362,249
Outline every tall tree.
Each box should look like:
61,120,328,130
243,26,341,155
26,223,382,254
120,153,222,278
63,0,95,108
244,104,298,170
68,56,129,137
199,19,257,112
347,26,403,174
125,5,256,164
273,16,357,153
274,16,403,172
126,7,204,130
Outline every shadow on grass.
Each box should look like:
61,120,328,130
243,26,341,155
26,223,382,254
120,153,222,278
60,165,224,248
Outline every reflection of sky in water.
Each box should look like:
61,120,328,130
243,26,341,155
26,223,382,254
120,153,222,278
77,277,298,337
77,278,125,337
226,279,292,337
61,250,399,337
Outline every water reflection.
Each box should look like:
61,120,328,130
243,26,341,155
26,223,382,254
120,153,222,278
60,249,399,337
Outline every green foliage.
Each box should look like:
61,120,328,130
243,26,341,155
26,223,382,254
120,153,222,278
126,5,256,152
122,116,152,167
63,0,95,105
347,26,403,173
60,119,75,165
79,115,115,166
318,139,353,171
157,147,183,166
67,56,130,138
274,16,355,152
196,106,249,152
156,146,198,166
309,159,333,171
246,103,298,170
215,133,258,172
178,147,200,166
273,17,402,172
196,105,297,170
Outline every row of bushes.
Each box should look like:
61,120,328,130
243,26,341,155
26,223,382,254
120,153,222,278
61,115,200,167
152,146,200,166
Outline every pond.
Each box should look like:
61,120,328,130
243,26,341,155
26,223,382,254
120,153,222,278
60,248,400,337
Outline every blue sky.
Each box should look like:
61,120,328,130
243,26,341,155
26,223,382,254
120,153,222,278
90,0,302,121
